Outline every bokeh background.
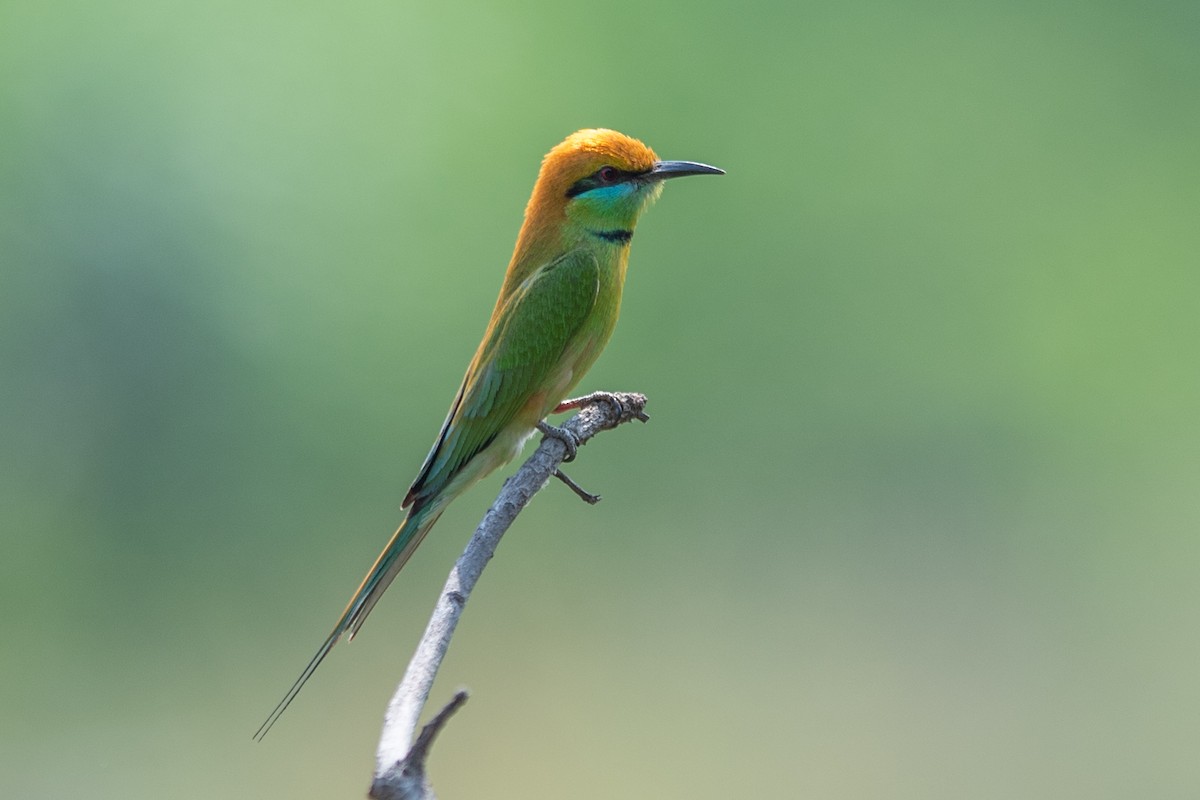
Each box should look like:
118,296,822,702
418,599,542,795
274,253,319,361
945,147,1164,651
3,0,1198,797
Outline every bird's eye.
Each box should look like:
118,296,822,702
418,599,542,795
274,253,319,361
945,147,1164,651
596,166,620,184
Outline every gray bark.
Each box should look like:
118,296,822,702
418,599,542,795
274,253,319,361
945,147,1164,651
368,392,649,800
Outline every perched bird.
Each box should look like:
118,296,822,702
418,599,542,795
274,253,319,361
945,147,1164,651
255,129,722,738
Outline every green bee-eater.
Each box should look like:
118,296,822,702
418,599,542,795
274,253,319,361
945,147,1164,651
256,129,722,738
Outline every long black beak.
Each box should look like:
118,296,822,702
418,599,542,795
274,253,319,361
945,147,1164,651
645,160,725,181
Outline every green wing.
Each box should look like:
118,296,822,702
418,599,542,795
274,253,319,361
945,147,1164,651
405,249,600,510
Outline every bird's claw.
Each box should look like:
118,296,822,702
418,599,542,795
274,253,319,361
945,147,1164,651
537,420,580,462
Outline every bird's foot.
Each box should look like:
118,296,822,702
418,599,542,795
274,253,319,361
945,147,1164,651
553,469,601,504
553,391,650,426
537,420,580,462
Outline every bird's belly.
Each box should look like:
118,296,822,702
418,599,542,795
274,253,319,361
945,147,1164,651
490,326,611,471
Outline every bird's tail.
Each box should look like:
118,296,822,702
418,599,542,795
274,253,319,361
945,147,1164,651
253,504,441,740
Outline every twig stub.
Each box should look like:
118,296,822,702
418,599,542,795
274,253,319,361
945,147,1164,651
369,691,469,800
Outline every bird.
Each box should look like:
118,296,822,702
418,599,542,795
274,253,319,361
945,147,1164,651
255,128,723,739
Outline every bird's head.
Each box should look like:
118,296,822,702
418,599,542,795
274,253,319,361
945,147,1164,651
518,129,723,251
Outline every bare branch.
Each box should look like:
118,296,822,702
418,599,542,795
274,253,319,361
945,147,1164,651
369,392,649,800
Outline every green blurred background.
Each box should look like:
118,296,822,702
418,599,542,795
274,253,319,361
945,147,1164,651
2,0,1198,797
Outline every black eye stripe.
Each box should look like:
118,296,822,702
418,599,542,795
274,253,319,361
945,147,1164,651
565,167,641,198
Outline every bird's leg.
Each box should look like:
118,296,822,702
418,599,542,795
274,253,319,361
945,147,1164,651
553,469,601,504
553,391,649,425
553,390,625,417
536,420,580,462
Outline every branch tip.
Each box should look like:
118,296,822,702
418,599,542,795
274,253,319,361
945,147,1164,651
553,468,602,504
